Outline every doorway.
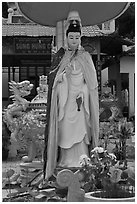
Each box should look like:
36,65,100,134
120,73,129,118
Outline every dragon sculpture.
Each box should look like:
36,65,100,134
3,80,33,158
5,80,33,123
3,76,48,162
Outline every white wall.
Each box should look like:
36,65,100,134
120,56,135,74
101,67,111,93
120,56,135,117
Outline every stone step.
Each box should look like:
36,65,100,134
20,161,43,170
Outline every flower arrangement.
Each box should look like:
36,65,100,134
79,147,135,198
113,118,134,165
99,121,118,149
99,118,134,161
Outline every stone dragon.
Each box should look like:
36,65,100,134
3,76,48,162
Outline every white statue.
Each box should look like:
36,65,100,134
3,80,33,157
44,11,99,179
3,76,48,161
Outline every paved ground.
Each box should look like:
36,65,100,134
2,158,21,173
2,138,135,201
2,158,21,200
2,158,135,201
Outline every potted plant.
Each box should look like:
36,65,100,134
79,147,135,202
99,121,119,151
113,118,134,167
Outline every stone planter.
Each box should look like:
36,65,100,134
85,191,135,202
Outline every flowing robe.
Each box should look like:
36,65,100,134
57,67,90,167
44,48,99,179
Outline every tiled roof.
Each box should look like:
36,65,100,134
2,23,103,37
82,25,103,37
2,24,55,37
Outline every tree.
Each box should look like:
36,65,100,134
115,3,135,39
2,2,8,18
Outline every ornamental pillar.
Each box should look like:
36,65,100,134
56,21,65,51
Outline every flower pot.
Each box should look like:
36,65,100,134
85,191,135,202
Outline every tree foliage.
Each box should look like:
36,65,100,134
116,3,135,39
2,2,8,18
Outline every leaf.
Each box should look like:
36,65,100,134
35,195,48,202
29,189,39,197
39,189,56,197
109,167,122,183
124,167,135,180
10,173,20,182
7,191,19,197
3,169,15,178
121,171,128,179
2,172,8,178
29,171,43,186
2,178,8,188
17,186,28,193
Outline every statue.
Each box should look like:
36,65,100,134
3,76,48,161
31,75,48,104
22,75,48,162
5,80,33,123
3,80,33,157
44,11,99,179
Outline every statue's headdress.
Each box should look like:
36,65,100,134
65,11,82,36
66,20,81,36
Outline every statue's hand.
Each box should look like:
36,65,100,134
57,70,66,83
57,73,63,82
76,93,83,111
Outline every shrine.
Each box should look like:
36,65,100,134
2,2,135,202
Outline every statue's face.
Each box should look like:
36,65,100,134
67,32,81,50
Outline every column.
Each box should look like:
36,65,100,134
7,8,14,23
56,21,65,51
129,72,135,117
12,67,15,81
8,66,11,103
96,38,101,96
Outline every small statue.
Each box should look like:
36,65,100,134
22,75,48,162
3,76,47,161
31,75,48,104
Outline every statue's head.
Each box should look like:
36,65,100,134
18,80,34,96
38,75,48,93
65,11,82,50
39,75,47,85
9,80,33,98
